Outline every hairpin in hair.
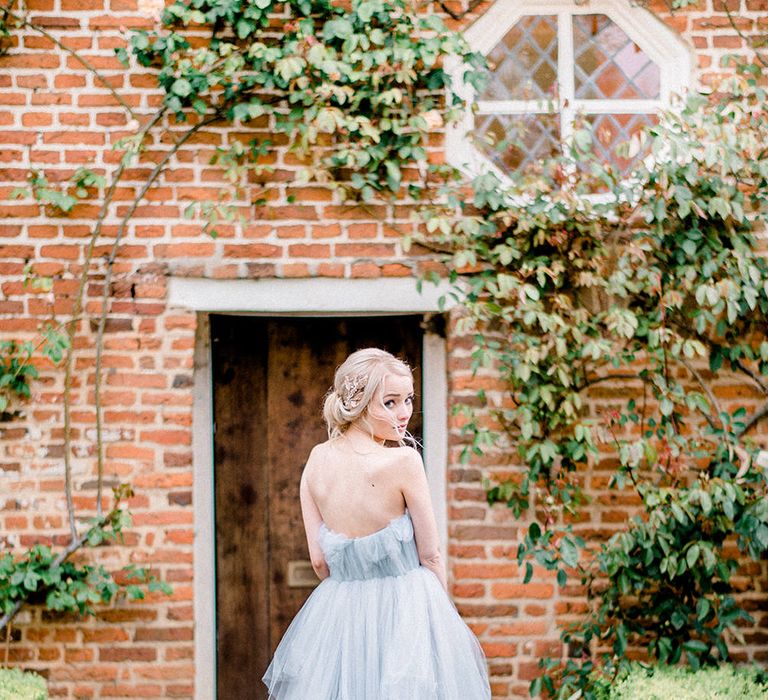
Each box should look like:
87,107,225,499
340,374,365,410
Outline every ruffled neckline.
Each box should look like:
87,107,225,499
319,510,410,542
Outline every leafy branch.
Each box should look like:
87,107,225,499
0,484,170,634
420,69,768,697
0,0,488,638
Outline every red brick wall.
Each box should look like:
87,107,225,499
0,1,766,697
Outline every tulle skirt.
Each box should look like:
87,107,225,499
262,566,491,700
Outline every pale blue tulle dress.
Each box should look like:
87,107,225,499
262,510,491,699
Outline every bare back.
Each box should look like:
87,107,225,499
303,440,408,537
299,438,447,590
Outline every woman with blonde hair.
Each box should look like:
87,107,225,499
262,347,491,699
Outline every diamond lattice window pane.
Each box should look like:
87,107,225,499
573,15,660,99
479,16,558,101
475,113,560,172
587,113,657,172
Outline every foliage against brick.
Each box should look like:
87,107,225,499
418,68,768,697
0,0,767,697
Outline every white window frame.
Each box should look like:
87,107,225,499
447,0,695,181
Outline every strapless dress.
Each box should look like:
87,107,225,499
262,510,491,699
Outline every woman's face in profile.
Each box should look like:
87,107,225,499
362,373,414,442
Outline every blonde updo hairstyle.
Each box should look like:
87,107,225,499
323,348,414,445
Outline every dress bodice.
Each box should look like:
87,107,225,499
318,511,420,581
265,508,492,699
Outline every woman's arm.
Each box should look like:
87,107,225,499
300,467,330,581
400,449,447,592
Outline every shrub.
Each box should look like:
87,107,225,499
604,664,768,700
0,668,47,700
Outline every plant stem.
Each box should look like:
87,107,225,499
5,11,138,119
61,108,166,530
721,2,768,69
3,621,9,668
0,501,122,632
738,399,768,438
91,112,222,515
730,358,768,396
680,356,724,433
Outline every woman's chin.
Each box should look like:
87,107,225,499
375,431,403,443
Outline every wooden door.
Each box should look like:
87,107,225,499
211,315,423,700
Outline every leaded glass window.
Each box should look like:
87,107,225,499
450,2,692,178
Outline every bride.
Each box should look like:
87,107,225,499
262,347,491,699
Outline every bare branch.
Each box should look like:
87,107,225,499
720,1,768,69
91,111,223,515
730,358,768,396
6,10,138,119
680,356,723,432
62,108,166,529
737,399,768,438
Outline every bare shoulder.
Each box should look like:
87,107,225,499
387,445,423,471
302,441,330,477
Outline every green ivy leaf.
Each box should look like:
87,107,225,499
171,78,192,98
560,538,579,568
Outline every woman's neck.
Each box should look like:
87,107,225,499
344,424,386,448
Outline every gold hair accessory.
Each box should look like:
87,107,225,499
340,374,365,410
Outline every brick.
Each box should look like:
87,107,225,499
324,204,388,219
139,429,191,446
455,563,519,578
0,54,61,69
713,35,744,48
482,642,516,658
43,131,105,145
452,582,486,597
99,647,157,662
0,244,36,258
254,205,319,220
246,262,277,277
282,262,310,277
133,627,194,642
491,582,555,599
490,620,549,636
0,131,36,144
316,262,344,277
82,629,131,644
17,75,49,89
154,243,215,258
288,243,330,257
285,186,333,201
222,243,282,258
276,225,306,239
348,223,378,239
107,373,166,388
335,243,396,256
382,263,412,276
350,262,381,278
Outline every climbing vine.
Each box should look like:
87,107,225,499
2,0,767,697
0,0,483,633
417,64,768,697
125,0,484,200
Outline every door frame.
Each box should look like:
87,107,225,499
172,277,455,700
